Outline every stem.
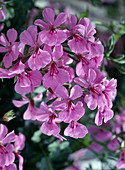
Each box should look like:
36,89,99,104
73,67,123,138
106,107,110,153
68,54,79,62
40,145,53,170
0,1,5,5
63,48,75,55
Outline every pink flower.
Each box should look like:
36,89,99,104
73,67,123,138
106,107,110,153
36,102,61,137
43,45,69,90
0,29,19,68
78,17,96,40
64,121,88,139
35,8,67,46
15,70,42,94
67,14,88,54
20,25,51,70
13,133,25,170
89,142,103,152
108,137,119,151
0,163,17,170
0,4,6,31
13,93,42,120
75,69,105,110
0,124,16,167
89,126,112,142
116,150,125,169
54,85,84,123
95,106,114,126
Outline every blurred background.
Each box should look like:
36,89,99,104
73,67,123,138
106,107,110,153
0,0,125,170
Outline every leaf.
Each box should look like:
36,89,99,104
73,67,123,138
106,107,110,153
31,129,42,143
111,55,125,64
34,86,46,93
48,141,69,153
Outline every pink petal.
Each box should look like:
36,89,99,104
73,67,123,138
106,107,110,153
12,99,29,107
41,121,60,136
14,133,25,151
74,77,88,88
7,28,17,43
0,46,8,52
23,103,40,120
55,85,68,99
28,49,51,70
2,131,16,144
29,70,42,87
70,101,85,121
0,33,9,46
69,14,77,29
70,85,83,100
5,144,15,165
95,110,103,126
20,27,36,46
0,124,8,141
64,122,88,139
6,163,17,170
87,68,96,83
52,45,63,61
56,30,67,45
3,52,13,68
56,68,69,85
18,154,24,170
54,13,66,27
11,44,19,61
42,8,55,25
36,102,50,121
34,19,50,30
104,108,114,123
15,79,31,94
39,30,57,46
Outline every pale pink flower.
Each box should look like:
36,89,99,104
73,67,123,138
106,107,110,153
116,150,125,169
20,25,51,70
35,8,67,46
0,29,19,68
64,121,88,139
43,45,69,90
13,93,42,120
54,85,84,123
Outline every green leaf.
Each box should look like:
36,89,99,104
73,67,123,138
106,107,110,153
34,86,46,93
111,55,125,64
31,129,42,143
48,141,69,153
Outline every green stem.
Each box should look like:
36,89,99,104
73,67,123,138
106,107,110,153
40,145,53,170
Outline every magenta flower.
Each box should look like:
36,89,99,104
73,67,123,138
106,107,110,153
43,45,69,90
89,126,112,142
13,133,25,170
0,28,19,68
64,121,88,139
67,14,88,54
20,25,51,70
36,102,61,137
0,163,17,170
95,106,114,126
108,137,119,151
116,150,125,169
35,8,67,46
54,85,84,123
13,93,42,120
89,142,103,152
15,70,42,94
0,124,16,167
75,69,105,110
0,4,6,31
78,17,96,40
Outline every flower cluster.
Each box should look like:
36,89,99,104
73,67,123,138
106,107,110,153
0,8,117,140
0,124,25,170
